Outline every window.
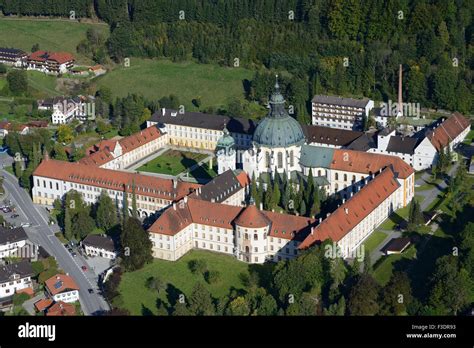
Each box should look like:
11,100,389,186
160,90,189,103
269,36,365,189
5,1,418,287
265,152,271,168
289,150,294,166
277,152,283,168
254,234,258,241
344,174,347,181
335,173,339,180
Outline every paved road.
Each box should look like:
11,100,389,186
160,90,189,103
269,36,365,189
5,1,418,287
415,163,459,211
1,166,109,315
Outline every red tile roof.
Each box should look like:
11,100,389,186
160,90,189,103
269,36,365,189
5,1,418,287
427,113,471,151
118,126,162,153
234,205,271,228
331,148,414,179
299,167,400,249
16,287,34,296
80,148,114,166
29,51,74,64
82,127,162,167
46,301,76,316
45,274,79,296
149,198,315,241
235,171,250,187
34,298,54,312
34,158,201,202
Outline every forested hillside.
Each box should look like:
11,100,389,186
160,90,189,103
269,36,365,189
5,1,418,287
1,0,472,115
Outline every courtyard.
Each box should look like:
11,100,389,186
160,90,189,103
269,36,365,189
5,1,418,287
136,149,209,176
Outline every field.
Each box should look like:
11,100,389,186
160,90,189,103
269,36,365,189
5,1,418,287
96,58,253,110
362,230,387,254
137,150,208,176
118,250,249,315
0,19,109,64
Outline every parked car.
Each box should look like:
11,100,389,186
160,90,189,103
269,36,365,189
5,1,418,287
10,214,19,219
88,288,94,294
81,265,87,271
2,207,12,213
72,252,77,257
20,222,31,227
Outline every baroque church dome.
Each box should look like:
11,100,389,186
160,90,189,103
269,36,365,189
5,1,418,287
252,77,305,148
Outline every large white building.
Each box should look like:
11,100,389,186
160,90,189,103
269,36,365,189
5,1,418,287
149,164,409,263
312,95,374,131
364,113,471,171
79,125,168,170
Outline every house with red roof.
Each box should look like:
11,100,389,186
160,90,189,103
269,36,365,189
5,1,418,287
44,274,79,303
27,51,75,75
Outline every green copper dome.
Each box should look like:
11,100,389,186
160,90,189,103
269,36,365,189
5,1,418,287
253,77,305,148
216,127,235,150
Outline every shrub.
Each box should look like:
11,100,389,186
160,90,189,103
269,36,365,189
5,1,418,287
188,259,208,275
205,270,221,284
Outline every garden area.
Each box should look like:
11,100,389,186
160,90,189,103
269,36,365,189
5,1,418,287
118,250,250,315
137,150,208,176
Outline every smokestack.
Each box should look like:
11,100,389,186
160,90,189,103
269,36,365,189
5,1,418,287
162,108,166,116
319,218,322,224
173,203,176,210
259,202,263,210
397,64,403,117
184,196,188,203
345,208,349,215
311,227,314,235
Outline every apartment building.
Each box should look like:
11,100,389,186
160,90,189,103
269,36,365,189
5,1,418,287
312,95,374,130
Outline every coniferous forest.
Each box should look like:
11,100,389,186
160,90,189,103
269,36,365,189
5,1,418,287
0,0,472,116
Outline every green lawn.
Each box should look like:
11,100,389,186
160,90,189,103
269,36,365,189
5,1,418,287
27,71,61,98
463,129,474,145
96,58,253,110
373,244,417,285
137,150,208,176
379,196,423,230
362,230,388,254
0,19,109,64
118,250,249,315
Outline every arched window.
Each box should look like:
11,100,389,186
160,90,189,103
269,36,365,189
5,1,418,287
344,174,347,181
335,173,339,180
254,234,258,241
265,152,271,168
335,183,339,192
352,175,356,183
278,152,283,168
245,246,250,253
318,170,321,176
289,151,294,167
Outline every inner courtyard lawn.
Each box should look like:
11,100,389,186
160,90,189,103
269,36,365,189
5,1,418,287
118,250,250,315
137,150,208,176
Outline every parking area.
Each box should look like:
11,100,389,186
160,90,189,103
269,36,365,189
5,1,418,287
84,255,113,276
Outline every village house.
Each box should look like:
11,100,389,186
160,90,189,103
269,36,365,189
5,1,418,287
27,51,75,75
0,260,34,299
82,235,117,259
44,274,79,303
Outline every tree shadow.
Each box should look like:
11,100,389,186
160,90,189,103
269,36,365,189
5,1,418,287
141,304,154,316
166,283,184,307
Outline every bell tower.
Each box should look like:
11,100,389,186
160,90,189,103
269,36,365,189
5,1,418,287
216,126,236,174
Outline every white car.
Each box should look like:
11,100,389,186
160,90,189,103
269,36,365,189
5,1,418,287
20,222,31,227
